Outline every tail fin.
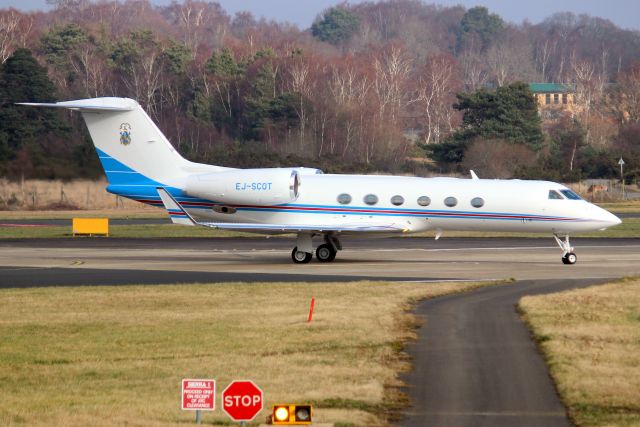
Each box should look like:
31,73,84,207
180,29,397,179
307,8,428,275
19,98,198,186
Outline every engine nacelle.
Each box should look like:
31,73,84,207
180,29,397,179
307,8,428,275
185,168,300,206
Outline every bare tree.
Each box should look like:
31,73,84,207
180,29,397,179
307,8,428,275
286,57,316,150
164,1,229,59
409,54,461,144
373,45,412,126
458,50,489,92
534,38,556,82
0,10,32,63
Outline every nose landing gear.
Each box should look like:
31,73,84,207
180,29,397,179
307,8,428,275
554,234,577,265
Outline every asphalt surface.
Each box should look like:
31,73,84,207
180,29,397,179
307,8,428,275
0,266,448,288
1,237,638,287
0,235,634,250
399,278,609,427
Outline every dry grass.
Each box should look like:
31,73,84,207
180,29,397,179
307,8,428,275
0,280,496,426
0,178,153,211
0,209,165,220
519,278,640,426
597,200,640,214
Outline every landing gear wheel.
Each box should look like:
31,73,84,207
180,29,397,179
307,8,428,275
562,252,577,265
291,247,312,264
316,243,337,262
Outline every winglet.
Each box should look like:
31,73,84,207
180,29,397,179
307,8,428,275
470,170,479,180
157,187,196,226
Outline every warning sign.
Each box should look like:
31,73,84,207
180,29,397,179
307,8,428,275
182,379,215,411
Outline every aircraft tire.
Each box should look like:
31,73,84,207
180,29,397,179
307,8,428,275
562,252,577,265
292,247,312,264
316,244,337,262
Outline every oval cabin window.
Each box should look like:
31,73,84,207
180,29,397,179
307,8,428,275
444,196,457,207
363,194,379,205
417,196,431,207
470,197,484,208
391,195,404,206
337,193,352,205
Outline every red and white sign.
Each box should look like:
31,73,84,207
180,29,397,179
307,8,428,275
182,379,215,411
222,380,264,421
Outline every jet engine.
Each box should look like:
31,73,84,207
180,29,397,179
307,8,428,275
185,168,302,206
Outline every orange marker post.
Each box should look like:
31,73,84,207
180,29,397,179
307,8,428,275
307,297,315,323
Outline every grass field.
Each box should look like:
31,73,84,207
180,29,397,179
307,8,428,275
519,278,640,427
597,200,640,213
0,280,498,426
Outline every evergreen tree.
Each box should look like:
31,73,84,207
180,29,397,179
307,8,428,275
311,7,360,45
428,82,543,165
458,6,504,52
0,48,70,177
40,24,87,70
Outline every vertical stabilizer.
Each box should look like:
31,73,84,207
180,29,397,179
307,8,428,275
18,97,226,187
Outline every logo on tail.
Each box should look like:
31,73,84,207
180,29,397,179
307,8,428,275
119,123,132,145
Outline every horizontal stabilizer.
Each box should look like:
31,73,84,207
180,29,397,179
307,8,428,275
17,97,136,113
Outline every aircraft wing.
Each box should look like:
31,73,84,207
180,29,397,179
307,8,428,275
157,187,407,234
192,222,405,233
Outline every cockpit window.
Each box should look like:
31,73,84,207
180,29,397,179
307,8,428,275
548,190,564,200
560,189,582,200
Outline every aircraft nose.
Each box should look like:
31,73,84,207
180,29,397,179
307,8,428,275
597,208,622,229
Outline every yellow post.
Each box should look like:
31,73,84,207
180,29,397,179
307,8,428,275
72,218,109,237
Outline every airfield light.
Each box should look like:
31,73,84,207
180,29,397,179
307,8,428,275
272,404,312,424
274,406,290,422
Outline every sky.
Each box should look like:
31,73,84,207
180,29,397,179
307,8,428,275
2,0,640,31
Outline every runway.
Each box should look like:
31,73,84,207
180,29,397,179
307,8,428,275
0,237,639,287
0,236,638,426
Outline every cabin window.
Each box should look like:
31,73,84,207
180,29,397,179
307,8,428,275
562,93,568,104
417,196,431,207
337,193,352,205
545,94,551,104
363,194,379,205
548,190,564,200
470,197,484,208
553,93,559,104
391,195,404,206
560,189,582,200
444,196,458,207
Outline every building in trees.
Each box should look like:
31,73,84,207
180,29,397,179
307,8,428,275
529,83,576,120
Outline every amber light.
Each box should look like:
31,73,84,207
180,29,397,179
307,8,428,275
271,404,312,425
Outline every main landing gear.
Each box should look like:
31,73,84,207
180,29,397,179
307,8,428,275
554,234,577,265
291,234,341,264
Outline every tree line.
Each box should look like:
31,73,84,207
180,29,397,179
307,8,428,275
1,0,640,182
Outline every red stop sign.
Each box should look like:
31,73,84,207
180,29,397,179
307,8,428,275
222,380,264,421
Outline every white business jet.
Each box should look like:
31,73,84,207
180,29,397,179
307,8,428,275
21,97,621,264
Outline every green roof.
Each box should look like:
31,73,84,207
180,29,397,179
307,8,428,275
529,83,574,93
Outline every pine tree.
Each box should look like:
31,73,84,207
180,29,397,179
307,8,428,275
428,82,544,165
0,48,69,176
